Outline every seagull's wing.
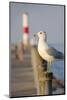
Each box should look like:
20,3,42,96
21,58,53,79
46,47,64,59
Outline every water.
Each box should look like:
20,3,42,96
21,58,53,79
49,43,64,80
51,60,64,80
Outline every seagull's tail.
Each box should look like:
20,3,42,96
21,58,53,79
55,55,64,61
58,53,64,59
55,51,64,60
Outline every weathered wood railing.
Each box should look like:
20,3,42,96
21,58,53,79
31,45,53,95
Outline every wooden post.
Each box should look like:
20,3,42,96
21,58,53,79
31,45,53,95
43,72,53,95
16,42,24,62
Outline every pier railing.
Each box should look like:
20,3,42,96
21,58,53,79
31,45,53,95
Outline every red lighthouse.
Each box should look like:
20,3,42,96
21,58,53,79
22,12,29,47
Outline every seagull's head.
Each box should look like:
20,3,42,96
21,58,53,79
34,31,47,41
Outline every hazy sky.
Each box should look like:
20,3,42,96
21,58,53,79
10,2,64,44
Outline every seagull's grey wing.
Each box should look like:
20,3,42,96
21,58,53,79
46,47,64,59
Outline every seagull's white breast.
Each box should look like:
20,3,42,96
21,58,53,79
38,39,54,62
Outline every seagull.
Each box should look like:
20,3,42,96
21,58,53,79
34,31,64,71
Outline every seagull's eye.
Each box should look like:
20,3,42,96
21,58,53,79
40,32,42,34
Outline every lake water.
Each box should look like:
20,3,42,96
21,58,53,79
49,43,64,80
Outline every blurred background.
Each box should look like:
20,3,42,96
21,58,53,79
10,2,65,97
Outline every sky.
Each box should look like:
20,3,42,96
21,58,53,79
10,2,64,45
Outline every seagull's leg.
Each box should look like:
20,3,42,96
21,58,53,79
47,62,50,72
50,61,52,72
47,61,52,72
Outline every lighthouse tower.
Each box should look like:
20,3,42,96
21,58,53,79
22,12,29,48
